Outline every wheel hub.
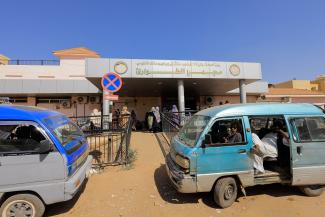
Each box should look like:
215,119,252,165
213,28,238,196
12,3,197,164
224,184,234,200
6,201,34,217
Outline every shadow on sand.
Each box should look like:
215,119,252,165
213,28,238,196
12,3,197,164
44,179,88,216
154,164,305,209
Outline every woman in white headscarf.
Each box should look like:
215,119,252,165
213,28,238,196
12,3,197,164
153,106,161,132
171,105,180,125
147,107,156,132
154,107,161,123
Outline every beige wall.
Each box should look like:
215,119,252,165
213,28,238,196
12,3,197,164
0,55,9,65
11,96,101,117
35,102,101,117
199,95,258,109
312,77,325,92
264,96,325,104
113,97,161,120
10,95,266,121
292,80,313,90
273,81,294,89
274,80,316,90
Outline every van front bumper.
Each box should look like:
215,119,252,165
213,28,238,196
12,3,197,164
165,154,196,193
64,155,93,201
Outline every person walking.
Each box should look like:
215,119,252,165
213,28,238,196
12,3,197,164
147,107,156,132
153,106,161,132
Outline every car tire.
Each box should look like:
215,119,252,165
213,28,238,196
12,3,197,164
213,177,238,208
0,194,45,217
299,185,324,197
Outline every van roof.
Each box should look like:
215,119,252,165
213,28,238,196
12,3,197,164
196,103,324,118
0,105,61,121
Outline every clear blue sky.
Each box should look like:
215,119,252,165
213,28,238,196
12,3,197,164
1,0,324,83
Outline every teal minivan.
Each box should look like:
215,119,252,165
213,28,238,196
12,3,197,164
166,103,325,208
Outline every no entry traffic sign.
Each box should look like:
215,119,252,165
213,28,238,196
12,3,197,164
101,72,123,93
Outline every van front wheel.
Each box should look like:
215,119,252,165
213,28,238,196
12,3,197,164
213,177,238,208
0,194,45,217
299,185,324,197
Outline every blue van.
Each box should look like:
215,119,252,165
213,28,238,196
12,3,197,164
166,103,325,208
0,105,92,217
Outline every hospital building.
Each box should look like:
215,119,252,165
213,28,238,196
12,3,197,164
0,47,268,120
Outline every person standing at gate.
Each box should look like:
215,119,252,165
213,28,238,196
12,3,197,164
171,105,180,125
153,106,161,132
131,110,137,131
90,108,101,129
120,106,130,128
147,107,156,132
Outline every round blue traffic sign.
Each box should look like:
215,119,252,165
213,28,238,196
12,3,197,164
101,72,123,93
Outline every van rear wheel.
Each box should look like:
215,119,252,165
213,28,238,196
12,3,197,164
0,194,45,217
299,185,324,197
213,177,238,208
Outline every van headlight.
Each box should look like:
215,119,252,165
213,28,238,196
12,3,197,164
175,154,190,169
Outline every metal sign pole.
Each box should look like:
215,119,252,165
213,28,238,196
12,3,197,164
101,72,123,130
102,90,110,130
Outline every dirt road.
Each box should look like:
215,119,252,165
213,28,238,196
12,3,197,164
46,132,325,217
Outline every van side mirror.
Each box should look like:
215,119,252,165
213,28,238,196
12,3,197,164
39,140,52,154
202,134,212,148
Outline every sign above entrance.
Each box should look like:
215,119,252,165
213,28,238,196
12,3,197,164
87,58,262,80
101,72,123,93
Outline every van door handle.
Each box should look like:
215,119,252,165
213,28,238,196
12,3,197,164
238,149,246,154
297,146,303,155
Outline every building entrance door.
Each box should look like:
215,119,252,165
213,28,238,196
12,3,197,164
161,96,198,112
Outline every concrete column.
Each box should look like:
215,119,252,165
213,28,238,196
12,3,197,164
239,79,247,104
177,80,185,125
102,91,110,129
177,80,185,112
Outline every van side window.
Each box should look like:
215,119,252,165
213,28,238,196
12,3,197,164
249,116,288,139
291,117,325,142
0,124,47,155
209,118,245,145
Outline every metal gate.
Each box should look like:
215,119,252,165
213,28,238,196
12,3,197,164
70,115,132,166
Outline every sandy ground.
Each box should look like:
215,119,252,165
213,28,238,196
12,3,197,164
46,132,325,217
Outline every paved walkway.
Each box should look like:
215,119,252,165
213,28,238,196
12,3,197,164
46,132,325,217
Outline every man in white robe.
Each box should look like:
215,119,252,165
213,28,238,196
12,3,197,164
251,121,289,174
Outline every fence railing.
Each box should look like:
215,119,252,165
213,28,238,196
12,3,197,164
70,115,133,166
160,110,197,143
69,115,130,132
4,60,60,66
161,110,197,126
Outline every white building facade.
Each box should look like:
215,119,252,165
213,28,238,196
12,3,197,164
0,47,268,120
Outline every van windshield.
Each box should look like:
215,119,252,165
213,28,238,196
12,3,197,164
44,115,84,148
178,115,210,147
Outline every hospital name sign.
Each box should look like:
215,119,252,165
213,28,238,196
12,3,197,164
111,59,243,78
86,58,262,79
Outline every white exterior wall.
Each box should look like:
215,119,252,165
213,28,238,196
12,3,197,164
0,59,99,94
0,59,86,79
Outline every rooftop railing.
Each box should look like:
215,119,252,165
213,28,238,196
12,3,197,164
2,60,60,66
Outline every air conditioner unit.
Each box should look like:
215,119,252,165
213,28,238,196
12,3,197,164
89,96,100,104
61,100,71,108
205,96,214,105
77,96,88,104
281,97,291,103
